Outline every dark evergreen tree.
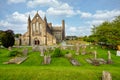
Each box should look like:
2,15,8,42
1,30,15,48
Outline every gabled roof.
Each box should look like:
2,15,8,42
31,12,44,22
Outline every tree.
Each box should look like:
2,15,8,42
0,30,4,47
14,33,22,38
1,30,15,48
89,15,120,49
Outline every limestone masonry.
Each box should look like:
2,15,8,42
20,12,65,45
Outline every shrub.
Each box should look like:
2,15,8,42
8,50,21,57
52,48,64,57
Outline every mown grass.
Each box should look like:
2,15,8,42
0,45,120,80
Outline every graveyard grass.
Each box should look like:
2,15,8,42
0,45,120,80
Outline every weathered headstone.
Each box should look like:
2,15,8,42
22,48,28,56
3,57,28,64
70,59,80,66
94,51,97,60
107,51,112,64
65,53,73,59
92,51,100,66
43,55,51,64
32,45,39,51
8,46,12,51
102,71,112,80
116,50,120,56
75,43,80,55
116,45,120,56
39,46,45,56
81,45,87,55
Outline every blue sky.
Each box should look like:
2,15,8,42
0,0,120,36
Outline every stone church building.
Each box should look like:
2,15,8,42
20,12,65,46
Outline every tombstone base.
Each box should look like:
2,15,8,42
107,59,112,64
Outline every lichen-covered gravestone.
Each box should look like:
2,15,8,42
102,71,112,80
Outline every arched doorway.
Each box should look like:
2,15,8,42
34,39,40,45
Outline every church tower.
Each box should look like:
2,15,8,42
62,20,65,40
28,15,31,45
44,15,47,45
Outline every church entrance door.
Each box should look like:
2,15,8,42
34,39,40,45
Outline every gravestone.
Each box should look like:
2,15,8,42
70,59,80,66
107,51,112,64
60,41,67,49
75,43,80,55
116,50,120,56
116,45,120,56
102,71,112,80
39,46,45,56
65,53,73,59
3,57,28,64
22,48,28,56
92,51,100,66
81,45,87,55
94,51,97,60
32,45,39,51
8,47,12,51
43,55,51,64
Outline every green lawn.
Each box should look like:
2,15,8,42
0,45,120,80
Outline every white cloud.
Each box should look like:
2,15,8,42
87,20,104,26
85,9,120,28
77,10,92,18
92,10,120,20
0,10,45,34
27,0,76,17
6,11,28,24
7,0,26,4
46,7,75,17
27,0,59,8
66,26,91,36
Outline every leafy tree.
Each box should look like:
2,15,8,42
89,15,120,49
1,30,15,48
14,33,22,38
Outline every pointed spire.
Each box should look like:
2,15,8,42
37,10,38,14
28,14,31,21
44,15,47,22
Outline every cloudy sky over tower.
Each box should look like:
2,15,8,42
0,0,120,36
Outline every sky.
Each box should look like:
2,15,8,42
0,0,120,36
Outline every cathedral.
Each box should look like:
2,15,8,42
20,12,65,46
